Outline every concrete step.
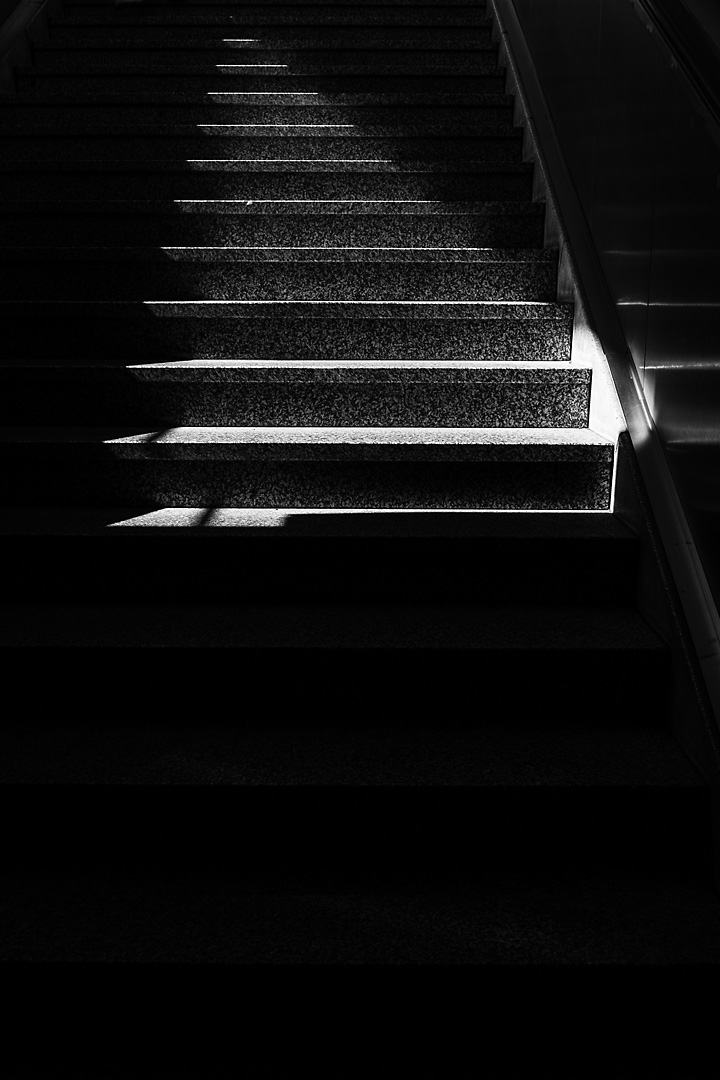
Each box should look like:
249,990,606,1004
0,361,588,427
0,507,633,604
15,71,508,93
45,26,495,46
0,166,534,201
0,103,515,136
29,46,502,75
0,205,545,247
1,259,558,302
0,427,613,509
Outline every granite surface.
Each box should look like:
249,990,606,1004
58,9,494,26
31,48,503,75
2,135,526,166
3,313,573,361
5,262,558,302
2,209,545,248
0,458,613,509
0,110,517,138
0,365,590,427
47,28,496,47
0,166,534,202
15,71,509,95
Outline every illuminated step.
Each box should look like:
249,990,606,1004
0,206,545,249
0,105,515,137
1,259,559,302
0,427,613,509
15,71,508,94
0,166,533,202
0,361,591,428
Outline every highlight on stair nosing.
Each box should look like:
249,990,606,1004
0,505,631,535
0,426,613,447
1,300,571,319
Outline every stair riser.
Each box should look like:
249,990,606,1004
15,73,509,93
46,28,496,45
1,214,544,247
1,317,571,361
0,171,534,201
0,459,613,510
3,263,558,302
0,534,636,605
2,136,524,164
0,372,588,427
2,787,706,882
30,50,502,74
56,11,494,26
1,112,515,137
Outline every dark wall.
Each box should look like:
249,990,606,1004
512,0,720,604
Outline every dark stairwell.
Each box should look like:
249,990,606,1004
0,0,719,1075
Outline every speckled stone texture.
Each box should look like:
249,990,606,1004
3,313,573,361
0,457,613,509
0,365,590,427
0,166,534,202
4,261,559,301
2,207,545,246
15,72,510,94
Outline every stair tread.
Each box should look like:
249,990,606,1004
2,301,569,318
0,426,611,446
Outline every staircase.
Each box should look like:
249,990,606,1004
1,0,719,1073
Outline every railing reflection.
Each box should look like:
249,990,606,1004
504,0,720,606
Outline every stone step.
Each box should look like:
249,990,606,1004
64,0,489,7
0,103,515,136
0,166,533,201
45,26,495,45
0,506,633,605
1,258,558,302
15,71,508,93
1,134,524,164
29,46,502,74
0,427,613,509
2,90,512,105
1,305,571,361
0,206,544,247
54,9,494,27
0,361,588,427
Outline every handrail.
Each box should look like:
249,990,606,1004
488,0,720,787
